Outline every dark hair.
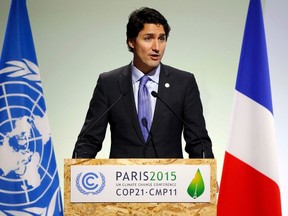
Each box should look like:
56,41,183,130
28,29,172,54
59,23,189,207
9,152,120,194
126,7,171,52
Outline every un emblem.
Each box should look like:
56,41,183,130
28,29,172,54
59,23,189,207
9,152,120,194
76,172,106,195
0,59,61,214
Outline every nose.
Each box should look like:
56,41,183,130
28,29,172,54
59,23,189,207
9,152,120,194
152,40,159,52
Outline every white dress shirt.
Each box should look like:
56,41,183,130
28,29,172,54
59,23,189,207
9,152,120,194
131,62,160,122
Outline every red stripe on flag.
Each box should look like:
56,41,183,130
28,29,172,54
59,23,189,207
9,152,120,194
218,152,282,216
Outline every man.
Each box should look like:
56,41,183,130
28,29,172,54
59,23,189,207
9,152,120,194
72,7,214,158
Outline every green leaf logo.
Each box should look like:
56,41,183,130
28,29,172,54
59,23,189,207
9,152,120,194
187,169,205,199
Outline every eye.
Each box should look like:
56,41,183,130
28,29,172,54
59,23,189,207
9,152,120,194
159,36,166,41
144,37,152,41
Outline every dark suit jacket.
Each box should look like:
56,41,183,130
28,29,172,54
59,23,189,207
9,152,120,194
73,63,214,158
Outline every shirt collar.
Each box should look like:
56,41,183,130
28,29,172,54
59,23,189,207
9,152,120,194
131,62,160,84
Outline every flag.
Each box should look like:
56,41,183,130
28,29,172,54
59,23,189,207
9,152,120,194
217,0,282,215
0,1,63,215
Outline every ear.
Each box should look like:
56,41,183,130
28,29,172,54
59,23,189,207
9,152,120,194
128,39,135,49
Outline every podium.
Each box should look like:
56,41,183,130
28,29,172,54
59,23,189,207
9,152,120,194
64,159,217,215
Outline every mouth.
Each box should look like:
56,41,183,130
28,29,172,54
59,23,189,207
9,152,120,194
150,54,161,61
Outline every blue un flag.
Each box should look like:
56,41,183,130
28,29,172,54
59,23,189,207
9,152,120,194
0,1,63,215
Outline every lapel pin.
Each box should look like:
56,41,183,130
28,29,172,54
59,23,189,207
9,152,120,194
165,83,170,88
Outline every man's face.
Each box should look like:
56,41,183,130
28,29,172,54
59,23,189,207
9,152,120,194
128,23,167,74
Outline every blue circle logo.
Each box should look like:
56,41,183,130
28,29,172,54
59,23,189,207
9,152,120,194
76,172,106,195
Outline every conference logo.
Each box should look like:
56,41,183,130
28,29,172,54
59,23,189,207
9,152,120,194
76,172,106,195
187,169,205,199
0,59,61,214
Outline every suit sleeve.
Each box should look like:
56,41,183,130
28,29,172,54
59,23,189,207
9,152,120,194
183,75,214,158
72,75,109,158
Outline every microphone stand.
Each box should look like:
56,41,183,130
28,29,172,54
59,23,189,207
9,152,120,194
151,91,206,158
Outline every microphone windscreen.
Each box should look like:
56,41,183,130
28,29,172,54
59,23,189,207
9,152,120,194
141,118,148,127
151,91,158,97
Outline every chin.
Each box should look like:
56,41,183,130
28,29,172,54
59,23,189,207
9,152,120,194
149,62,161,68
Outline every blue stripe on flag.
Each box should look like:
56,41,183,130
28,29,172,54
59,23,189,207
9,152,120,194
235,0,273,114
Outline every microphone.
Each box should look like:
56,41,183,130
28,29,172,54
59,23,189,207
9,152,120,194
141,118,159,158
151,91,206,158
73,91,126,158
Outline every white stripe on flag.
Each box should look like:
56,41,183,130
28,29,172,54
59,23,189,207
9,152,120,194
227,90,279,184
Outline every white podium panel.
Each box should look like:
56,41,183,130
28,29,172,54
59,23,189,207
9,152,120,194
70,164,210,203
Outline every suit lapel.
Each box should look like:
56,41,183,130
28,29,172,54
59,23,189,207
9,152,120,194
118,65,145,143
150,64,172,135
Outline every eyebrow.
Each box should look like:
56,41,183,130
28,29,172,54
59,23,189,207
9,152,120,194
143,33,166,37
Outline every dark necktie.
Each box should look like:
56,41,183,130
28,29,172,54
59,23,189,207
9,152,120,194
138,75,151,141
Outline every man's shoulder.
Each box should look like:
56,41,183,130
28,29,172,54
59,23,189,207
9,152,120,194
161,64,194,78
100,64,130,78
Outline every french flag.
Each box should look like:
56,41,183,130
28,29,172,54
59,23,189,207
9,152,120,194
217,0,282,215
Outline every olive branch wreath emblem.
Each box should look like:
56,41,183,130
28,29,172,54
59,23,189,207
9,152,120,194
0,59,62,215
76,172,106,195
0,59,41,86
